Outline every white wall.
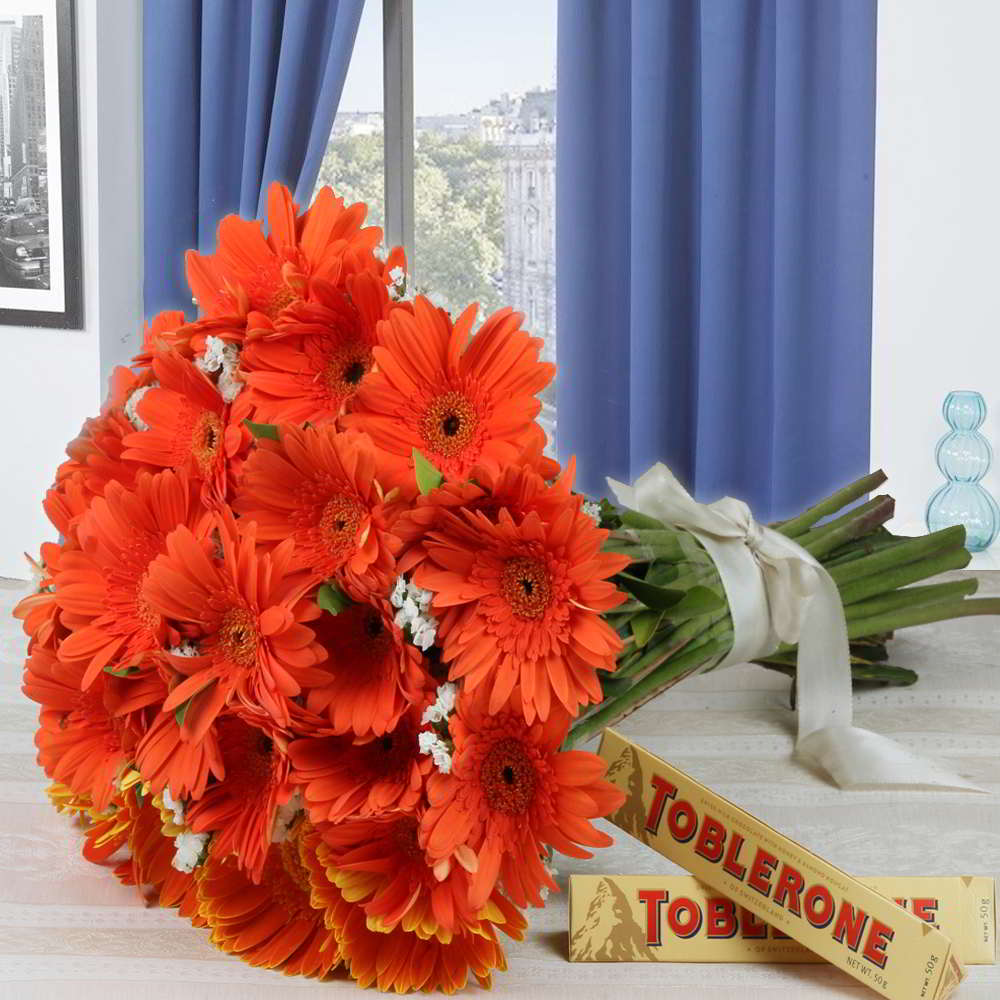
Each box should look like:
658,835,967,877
872,0,1000,550
0,0,142,578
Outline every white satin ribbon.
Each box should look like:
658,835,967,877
609,463,982,791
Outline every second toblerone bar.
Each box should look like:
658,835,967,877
569,875,995,965
597,729,966,999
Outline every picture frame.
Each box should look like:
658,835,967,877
0,0,82,329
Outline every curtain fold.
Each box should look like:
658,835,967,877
143,0,365,319
556,0,877,521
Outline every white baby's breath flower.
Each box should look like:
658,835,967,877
390,576,408,608
582,500,602,525
171,830,210,873
390,575,440,651
422,682,458,726
418,731,452,773
161,788,185,826
124,384,156,432
168,641,199,658
196,335,243,402
411,621,437,650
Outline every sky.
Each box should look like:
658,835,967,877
338,0,557,115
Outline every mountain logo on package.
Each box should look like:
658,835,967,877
607,746,647,838
571,878,658,961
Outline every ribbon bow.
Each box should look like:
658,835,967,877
609,463,981,791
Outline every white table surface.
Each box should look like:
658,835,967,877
1,573,997,1000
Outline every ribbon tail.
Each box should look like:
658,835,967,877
796,726,985,791
793,569,986,792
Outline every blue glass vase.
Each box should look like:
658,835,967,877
925,390,999,552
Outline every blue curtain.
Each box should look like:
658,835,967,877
143,0,365,319
556,0,877,521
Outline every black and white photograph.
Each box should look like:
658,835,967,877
0,0,80,327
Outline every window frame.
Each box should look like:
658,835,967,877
382,0,414,264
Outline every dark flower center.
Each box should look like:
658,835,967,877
499,556,551,619
481,737,537,815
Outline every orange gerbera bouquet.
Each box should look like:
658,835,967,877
18,183,629,992
21,182,999,992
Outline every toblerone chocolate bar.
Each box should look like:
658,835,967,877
569,875,995,965
597,729,966,999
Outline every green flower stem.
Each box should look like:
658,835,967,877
838,554,976,610
568,635,732,748
774,470,889,538
841,597,1000,640
826,526,967,587
843,577,979,621
798,496,897,560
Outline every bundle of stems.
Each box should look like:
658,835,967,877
567,470,1000,747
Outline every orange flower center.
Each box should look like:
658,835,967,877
216,718,277,800
499,556,551,619
391,816,423,861
323,342,373,402
363,720,415,780
192,410,223,477
319,494,366,557
420,391,478,458
218,606,259,668
480,737,537,815
246,262,297,320
260,835,323,925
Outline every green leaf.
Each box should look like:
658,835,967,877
175,698,192,727
662,586,726,620
103,664,140,678
630,609,664,649
413,449,443,494
620,509,666,530
244,419,279,441
317,581,352,616
616,573,687,611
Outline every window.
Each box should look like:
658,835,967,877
319,0,557,450
317,1,384,230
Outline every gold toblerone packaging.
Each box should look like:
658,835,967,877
597,730,966,999
570,875,995,965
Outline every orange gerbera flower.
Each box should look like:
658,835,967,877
395,457,579,575
131,309,190,368
234,424,400,592
122,349,252,503
336,902,522,995
316,811,481,941
185,714,296,882
114,782,203,922
186,182,379,320
420,689,624,909
135,709,224,801
412,504,628,723
288,704,431,824
239,272,390,424
23,648,133,810
55,406,149,513
53,469,209,689
343,296,556,482
305,596,427,738
142,516,330,743
197,823,342,978
14,542,69,654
